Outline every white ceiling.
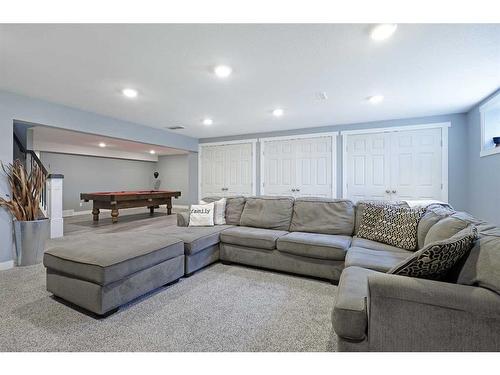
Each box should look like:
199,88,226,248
30,126,187,161
1,24,499,139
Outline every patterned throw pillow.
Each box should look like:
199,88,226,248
388,225,478,280
358,203,425,250
357,203,387,239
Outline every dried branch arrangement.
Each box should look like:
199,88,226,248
0,160,46,221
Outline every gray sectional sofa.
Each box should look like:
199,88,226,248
177,196,500,351
178,196,355,281
44,195,500,351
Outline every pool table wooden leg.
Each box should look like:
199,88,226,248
92,208,100,222
149,206,155,215
111,208,119,224
166,198,172,215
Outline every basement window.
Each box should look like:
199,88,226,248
480,91,500,157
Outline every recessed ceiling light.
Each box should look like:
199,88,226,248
98,142,106,148
149,150,156,155
370,24,397,41
202,118,213,126
214,65,232,78
272,108,284,117
367,95,384,104
315,92,328,100
122,88,138,98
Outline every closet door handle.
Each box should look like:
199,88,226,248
385,189,390,194
391,190,397,194
291,189,296,192
296,188,300,192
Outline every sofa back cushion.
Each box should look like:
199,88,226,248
202,196,246,225
457,224,500,295
354,200,409,235
289,198,355,235
417,204,455,249
424,211,481,247
240,196,294,230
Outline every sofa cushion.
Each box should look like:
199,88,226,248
417,204,455,249
44,232,184,286
159,225,233,255
220,226,288,250
354,200,409,235
423,212,477,247
389,225,478,280
457,226,500,295
289,197,355,235
351,236,409,253
202,196,246,225
333,266,382,341
240,196,294,230
345,247,412,272
277,232,351,261
358,203,425,251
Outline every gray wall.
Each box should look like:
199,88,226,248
466,88,500,225
38,151,200,212
41,152,156,212
201,113,469,211
0,89,197,264
156,152,198,205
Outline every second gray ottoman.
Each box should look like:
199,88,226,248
44,232,184,316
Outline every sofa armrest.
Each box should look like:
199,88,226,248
366,273,500,351
177,211,190,227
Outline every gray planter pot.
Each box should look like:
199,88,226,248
14,218,50,266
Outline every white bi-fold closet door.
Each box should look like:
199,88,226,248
261,134,336,198
199,141,256,198
343,125,448,203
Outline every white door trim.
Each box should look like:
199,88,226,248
259,131,339,142
259,132,338,198
198,139,258,201
441,126,449,202
199,139,258,147
340,122,451,136
342,123,449,202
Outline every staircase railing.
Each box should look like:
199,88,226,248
13,132,48,215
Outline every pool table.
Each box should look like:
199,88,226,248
80,190,181,223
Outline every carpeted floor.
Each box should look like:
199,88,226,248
0,262,338,351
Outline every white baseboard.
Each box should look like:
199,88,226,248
173,204,189,209
0,260,15,271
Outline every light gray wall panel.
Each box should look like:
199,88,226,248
156,154,195,205
466,88,500,225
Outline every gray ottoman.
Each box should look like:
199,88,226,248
44,232,184,316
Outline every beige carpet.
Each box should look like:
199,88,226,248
1,208,338,351
0,262,337,351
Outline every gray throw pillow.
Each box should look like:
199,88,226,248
388,225,478,280
358,203,425,250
